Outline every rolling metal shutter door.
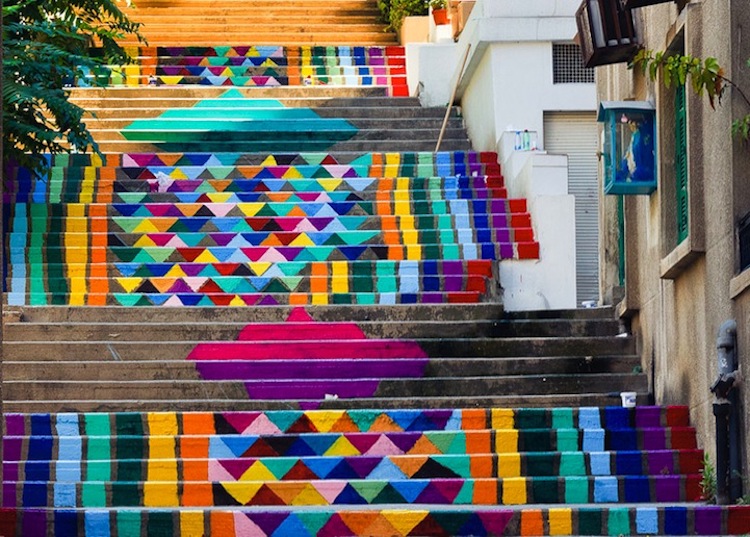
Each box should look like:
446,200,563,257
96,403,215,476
543,112,600,304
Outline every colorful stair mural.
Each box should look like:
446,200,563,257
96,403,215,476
3,407,749,535
5,150,537,306
85,46,409,96
4,0,748,535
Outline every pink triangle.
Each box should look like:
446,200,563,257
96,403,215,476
363,435,406,456
347,433,391,455
430,478,465,502
147,233,174,247
287,307,314,322
233,512,266,537
313,481,348,504
222,412,263,434
275,218,303,232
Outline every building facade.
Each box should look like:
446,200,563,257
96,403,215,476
594,0,750,488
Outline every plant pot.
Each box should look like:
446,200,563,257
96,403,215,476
432,8,449,25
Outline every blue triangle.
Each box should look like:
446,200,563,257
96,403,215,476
208,436,257,459
213,218,241,232
297,434,338,456
304,457,344,479
332,483,368,505
145,263,172,277
177,294,202,306
115,263,140,277
390,480,429,503
271,514,314,537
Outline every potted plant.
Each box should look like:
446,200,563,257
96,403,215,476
429,0,449,25
378,0,428,31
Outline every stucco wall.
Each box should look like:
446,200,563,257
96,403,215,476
597,0,750,476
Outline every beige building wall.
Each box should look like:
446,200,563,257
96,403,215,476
597,0,750,473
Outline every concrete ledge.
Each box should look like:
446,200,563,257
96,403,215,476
729,267,750,300
659,239,704,280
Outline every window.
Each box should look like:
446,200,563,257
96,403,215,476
553,44,595,84
740,213,750,272
674,84,689,244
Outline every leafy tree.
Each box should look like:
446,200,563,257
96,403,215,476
2,0,144,171
631,49,750,142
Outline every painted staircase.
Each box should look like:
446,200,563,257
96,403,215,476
3,0,750,535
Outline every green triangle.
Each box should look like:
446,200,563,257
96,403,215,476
131,250,157,263
348,410,381,432
280,276,303,291
144,247,175,263
312,167,332,179
233,279,256,293
199,265,221,277
296,512,332,536
299,153,328,166
351,480,387,503
215,278,241,293
292,180,318,192
349,154,373,167
231,220,252,232
113,247,140,262
426,432,463,454
208,167,232,179
214,47,232,57
292,249,317,262
323,235,346,246
261,458,297,480
372,483,407,504
267,411,304,432
256,204,279,217
195,182,214,193
118,192,148,204
433,455,470,477
340,231,378,246
309,247,334,261
207,57,229,66
264,280,288,293
114,293,145,306
278,262,306,276
197,296,214,306
113,218,140,233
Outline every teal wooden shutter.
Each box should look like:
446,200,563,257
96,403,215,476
675,84,689,244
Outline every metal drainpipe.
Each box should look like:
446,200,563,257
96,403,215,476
710,320,742,504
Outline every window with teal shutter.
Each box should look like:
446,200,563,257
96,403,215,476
675,84,689,244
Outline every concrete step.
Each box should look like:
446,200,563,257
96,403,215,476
4,355,640,380
6,303,506,323
2,504,745,536
4,317,618,341
3,336,636,361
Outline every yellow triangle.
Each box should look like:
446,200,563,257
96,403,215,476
261,59,278,67
229,295,246,306
116,278,143,293
170,169,188,179
324,436,360,456
132,220,160,233
317,179,343,191
291,483,328,506
134,236,156,247
240,462,277,482
306,411,346,433
165,265,187,278
289,234,315,247
282,168,304,179
194,250,219,263
206,192,234,203
160,76,183,85
237,203,264,217
249,263,271,276
219,481,263,505
261,155,277,166
381,510,429,536
247,47,260,57
221,67,233,77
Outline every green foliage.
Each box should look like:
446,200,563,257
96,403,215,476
3,0,145,171
377,0,429,31
631,49,750,143
700,453,717,504
429,0,448,8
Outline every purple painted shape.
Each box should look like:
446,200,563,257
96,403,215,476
3,462,19,482
210,233,236,246
3,437,21,461
245,512,290,536
257,295,279,306
495,229,511,243
654,475,681,502
5,415,24,436
647,450,675,475
2,484,15,507
245,379,380,400
635,406,662,428
181,264,208,277
190,340,428,361
299,401,321,411
421,293,444,303
20,509,47,535
347,456,382,478
167,280,193,293
479,511,514,534
443,261,462,275
216,459,255,481
694,506,722,535
196,358,427,380
445,276,462,292
388,432,421,452
643,428,666,450
422,410,454,429
492,213,509,228
499,243,514,259
490,199,506,213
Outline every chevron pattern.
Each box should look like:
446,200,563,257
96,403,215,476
5,151,537,306
3,407,750,535
81,45,409,96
